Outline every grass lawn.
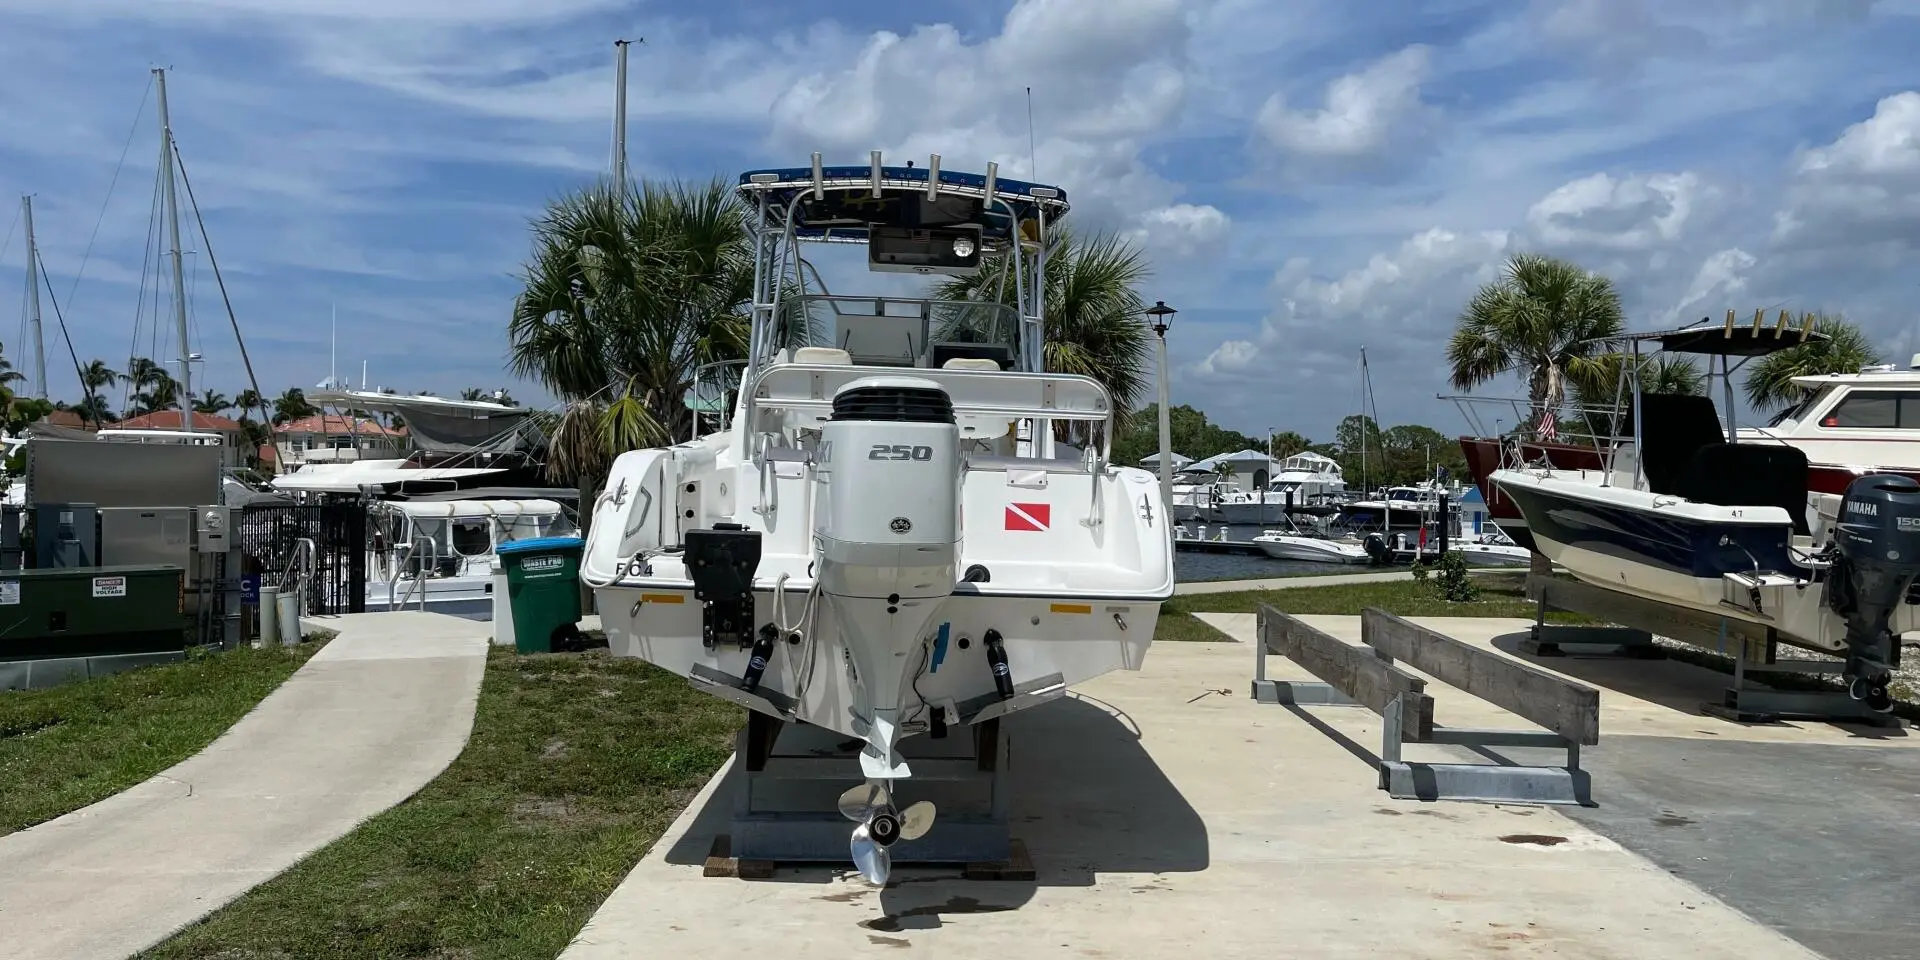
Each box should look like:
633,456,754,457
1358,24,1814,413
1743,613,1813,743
1154,610,1235,641
1166,571,1594,623
1,641,323,836
140,647,744,960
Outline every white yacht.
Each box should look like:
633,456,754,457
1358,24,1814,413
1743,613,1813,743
1250,514,1368,564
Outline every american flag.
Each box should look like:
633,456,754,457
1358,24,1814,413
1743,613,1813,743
1537,409,1557,441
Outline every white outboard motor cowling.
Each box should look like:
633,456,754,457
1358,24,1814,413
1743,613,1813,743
815,376,962,780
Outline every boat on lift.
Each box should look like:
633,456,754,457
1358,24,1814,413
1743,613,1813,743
1490,317,1920,713
581,153,1174,884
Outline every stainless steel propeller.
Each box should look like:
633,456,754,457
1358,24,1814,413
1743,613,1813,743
838,781,936,886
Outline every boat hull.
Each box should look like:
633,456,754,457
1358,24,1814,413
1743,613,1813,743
1491,470,1796,619
1460,434,1920,551
593,581,1157,738
1458,436,1602,552
1253,536,1368,564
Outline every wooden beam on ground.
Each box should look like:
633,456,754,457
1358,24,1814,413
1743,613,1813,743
1257,603,1433,742
1361,607,1600,746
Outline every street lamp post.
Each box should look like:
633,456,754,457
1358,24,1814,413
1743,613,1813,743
1147,300,1178,518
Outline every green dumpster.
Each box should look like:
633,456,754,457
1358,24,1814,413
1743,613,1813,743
498,535,586,654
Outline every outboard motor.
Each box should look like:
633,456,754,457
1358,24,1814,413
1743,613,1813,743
815,375,961,883
815,376,961,770
1824,473,1920,713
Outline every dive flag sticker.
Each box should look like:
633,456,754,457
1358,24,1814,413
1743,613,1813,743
1005,502,1051,532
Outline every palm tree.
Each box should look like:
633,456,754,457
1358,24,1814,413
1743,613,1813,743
193,390,232,415
1743,313,1882,413
508,176,755,492
932,226,1153,443
79,359,117,394
273,387,316,426
0,344,26,388
71,394,115,425
1449,253,1625,575
1447,253,1627,433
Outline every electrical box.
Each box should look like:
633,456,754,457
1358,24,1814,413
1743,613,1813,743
33,502,96,569
99,506,194,570
0,505,21,571
0,564,188,660
195,505,234,550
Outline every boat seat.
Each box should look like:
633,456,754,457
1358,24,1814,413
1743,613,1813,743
942,357,1001,371
929,342,1013,370
793,347,852,365
1674,442,1812,535
1637,393,1728,496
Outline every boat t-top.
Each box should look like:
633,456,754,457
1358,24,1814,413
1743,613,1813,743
580,153,1174,884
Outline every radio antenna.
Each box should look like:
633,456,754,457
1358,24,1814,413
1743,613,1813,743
1025,86,1037,178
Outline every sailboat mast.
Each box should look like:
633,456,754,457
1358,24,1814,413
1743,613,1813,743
154,67,194,435
612,39,630,192
21,196,44,399
330,302,338,388
1358,346,1369,493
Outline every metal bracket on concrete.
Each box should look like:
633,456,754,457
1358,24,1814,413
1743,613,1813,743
1705,648,1898,726
1252,604,1598,807
1376,694,1592,806
706,710,1033,881
1252,679,1361,706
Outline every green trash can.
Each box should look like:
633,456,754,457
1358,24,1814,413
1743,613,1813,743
498,535,586,654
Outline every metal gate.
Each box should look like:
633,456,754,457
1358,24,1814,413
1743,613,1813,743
237,500,368,615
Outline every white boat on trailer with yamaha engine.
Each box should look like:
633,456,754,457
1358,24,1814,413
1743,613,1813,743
1490,318,1920,713
580,153,1174,883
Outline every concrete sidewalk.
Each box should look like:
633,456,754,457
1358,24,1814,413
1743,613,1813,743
558,637,1821,960
0,611,489,960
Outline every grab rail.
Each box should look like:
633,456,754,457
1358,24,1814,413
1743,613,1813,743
389,535,436,612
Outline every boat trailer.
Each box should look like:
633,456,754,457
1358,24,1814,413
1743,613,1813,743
1525,575,1903,726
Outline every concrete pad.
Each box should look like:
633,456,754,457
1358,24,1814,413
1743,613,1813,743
1566,735,1920,960
560,642,1818,960
0,611,489,960
1207,612,1914,748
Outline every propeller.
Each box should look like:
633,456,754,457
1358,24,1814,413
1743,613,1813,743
838,781,936,886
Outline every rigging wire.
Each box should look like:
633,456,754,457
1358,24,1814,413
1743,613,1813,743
127,158,164,416
0,201,19,273
172,139,277,442
36,247,97,418
64,73,154,309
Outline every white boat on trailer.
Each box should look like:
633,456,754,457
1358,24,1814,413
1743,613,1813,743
581,154,1174,884
1491,318,1920,713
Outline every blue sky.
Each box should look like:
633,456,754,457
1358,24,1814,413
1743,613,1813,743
3,0,1920,446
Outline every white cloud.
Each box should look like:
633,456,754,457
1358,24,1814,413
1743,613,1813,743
1527,171,1701,251
1254,45,1436,162
1663,247,1758,324
766,0,1202,227
1775,91,1920,249
1199,338,1258,374
1127,203,1231,259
